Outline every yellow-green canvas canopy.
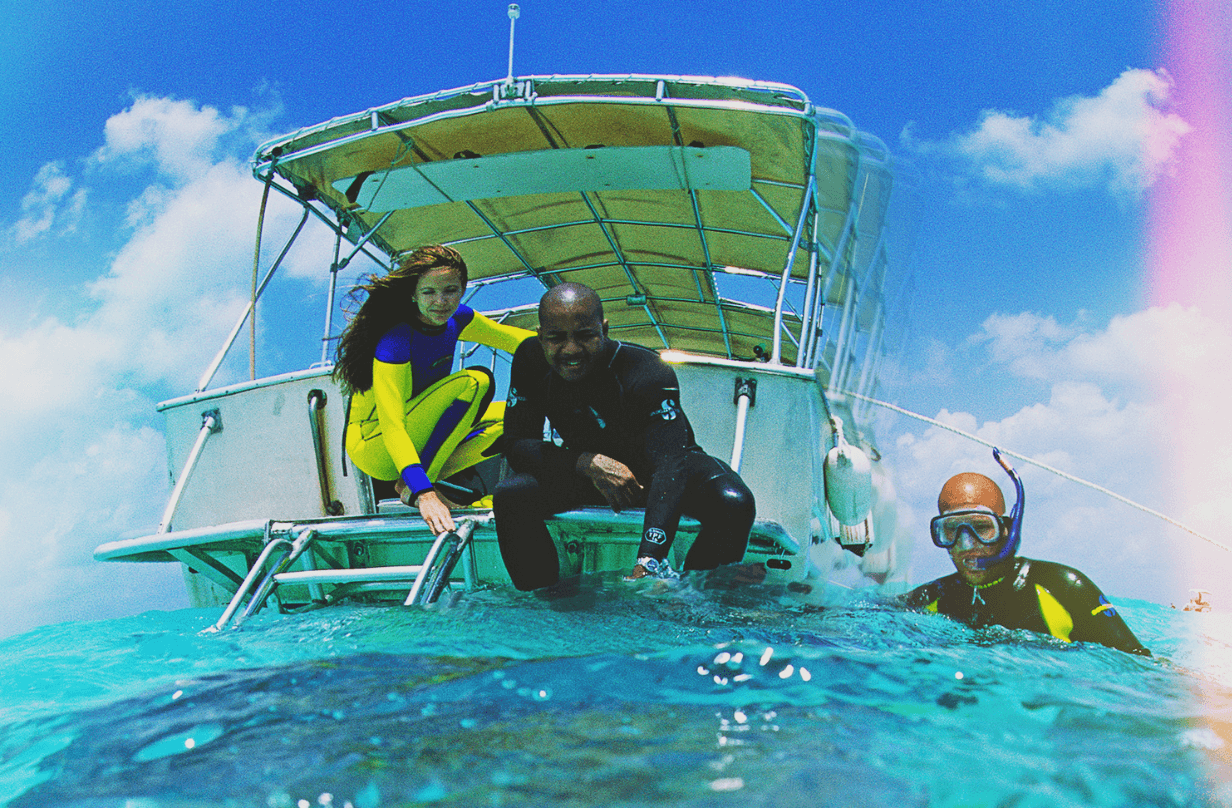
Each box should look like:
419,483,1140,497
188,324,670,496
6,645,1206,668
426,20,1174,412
255,74,895,370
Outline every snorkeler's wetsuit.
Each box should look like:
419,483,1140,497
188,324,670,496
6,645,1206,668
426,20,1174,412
494,338,755,590
905,557,1150,655
346,304,530,496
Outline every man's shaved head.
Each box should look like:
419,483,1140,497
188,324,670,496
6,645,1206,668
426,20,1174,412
937,472,1006,515
536,282,609,382
539,282,604,321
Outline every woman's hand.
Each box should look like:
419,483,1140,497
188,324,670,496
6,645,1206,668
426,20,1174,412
406,488,457,535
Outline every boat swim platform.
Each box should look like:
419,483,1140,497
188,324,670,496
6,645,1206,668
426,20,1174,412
95,507,802,606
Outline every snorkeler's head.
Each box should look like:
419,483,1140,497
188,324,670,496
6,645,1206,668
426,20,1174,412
937,473,1006,515
933,451,1024,582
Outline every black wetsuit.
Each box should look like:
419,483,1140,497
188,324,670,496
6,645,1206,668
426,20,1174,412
494,338,755,590
905,557,1150,655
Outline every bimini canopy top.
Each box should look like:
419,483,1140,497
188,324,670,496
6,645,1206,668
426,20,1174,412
253,74,896,369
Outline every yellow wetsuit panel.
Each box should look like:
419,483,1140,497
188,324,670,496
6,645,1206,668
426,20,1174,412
371,357,422,475
1035,584,1074,642
346,311,532,486
348,369,491,482
457,312,533,356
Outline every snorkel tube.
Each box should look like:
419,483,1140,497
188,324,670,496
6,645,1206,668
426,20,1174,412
974,448,1024,569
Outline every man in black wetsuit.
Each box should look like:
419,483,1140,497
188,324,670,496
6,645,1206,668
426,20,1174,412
493,282,756,590
904,454,1149,655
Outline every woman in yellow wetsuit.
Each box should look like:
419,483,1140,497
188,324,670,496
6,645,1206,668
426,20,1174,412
333,245,532,535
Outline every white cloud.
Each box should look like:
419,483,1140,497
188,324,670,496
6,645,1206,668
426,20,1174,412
892,335,956,388
913,68,1191,192
10,162,87,244
90,161,273,387
124,184,174,228
971,311,1078,378
974,303,1230,391
891,303,1232,607
95,96,237,183
0,94,340,638
0,418,185,638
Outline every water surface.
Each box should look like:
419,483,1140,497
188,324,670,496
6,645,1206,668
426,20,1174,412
2,572,1229,806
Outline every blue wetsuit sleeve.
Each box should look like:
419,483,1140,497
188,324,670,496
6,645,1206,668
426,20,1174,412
374,322,415,364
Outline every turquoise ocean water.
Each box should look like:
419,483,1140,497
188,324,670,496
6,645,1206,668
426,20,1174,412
2,571,1231,807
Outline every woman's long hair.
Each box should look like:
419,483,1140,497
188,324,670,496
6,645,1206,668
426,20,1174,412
333,244,468,393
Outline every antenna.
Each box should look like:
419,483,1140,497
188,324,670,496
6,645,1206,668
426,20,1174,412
506,4,520,84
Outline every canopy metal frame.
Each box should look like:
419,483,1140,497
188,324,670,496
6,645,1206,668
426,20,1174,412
192,73,899,397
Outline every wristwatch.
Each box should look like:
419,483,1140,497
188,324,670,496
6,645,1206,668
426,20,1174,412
636,556,678,579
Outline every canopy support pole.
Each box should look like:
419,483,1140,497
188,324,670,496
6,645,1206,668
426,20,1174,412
770,176,815,364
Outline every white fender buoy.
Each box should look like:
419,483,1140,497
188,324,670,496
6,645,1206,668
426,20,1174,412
824,423,873,527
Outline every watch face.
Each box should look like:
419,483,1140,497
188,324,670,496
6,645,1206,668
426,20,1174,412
636,556,678,580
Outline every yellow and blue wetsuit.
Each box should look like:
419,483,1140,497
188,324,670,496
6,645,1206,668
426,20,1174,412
345,304,532,498
904,557,1150,655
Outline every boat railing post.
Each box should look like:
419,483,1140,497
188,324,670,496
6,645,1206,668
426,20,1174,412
337,209,395,269
249,172,274,381
403,527,461,606
196,207,311,392
770,176,815,364
205,532,292,633
233,528,317,628
319,229,344,367
797,212,821,368
811,164,861,370
307,389,344,516
505,5,520,86
729,378,757,473
157,409,222,534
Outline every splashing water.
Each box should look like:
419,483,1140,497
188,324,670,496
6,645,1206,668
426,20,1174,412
1,572,1230,807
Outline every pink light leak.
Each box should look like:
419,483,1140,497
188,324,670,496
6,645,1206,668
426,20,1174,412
1149,0,1232,609
1149,0,1232,313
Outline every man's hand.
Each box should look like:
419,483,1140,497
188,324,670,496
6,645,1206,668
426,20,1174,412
625,556,678,581
627,562,652,579
577,452,643,512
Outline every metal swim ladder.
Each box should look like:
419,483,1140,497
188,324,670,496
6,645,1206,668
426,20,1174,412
206,517,481,632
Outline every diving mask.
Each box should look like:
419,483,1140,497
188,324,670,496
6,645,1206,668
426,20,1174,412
929,448,1025,570
930,508,1011,548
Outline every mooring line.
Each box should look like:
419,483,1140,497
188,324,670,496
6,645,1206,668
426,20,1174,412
841,389,1231,554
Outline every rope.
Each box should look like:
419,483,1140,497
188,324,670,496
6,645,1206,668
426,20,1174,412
841,389,1232,555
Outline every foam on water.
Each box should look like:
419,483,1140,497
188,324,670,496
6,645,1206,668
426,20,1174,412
2,572,1231,807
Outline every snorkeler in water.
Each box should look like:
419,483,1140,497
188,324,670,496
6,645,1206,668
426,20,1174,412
903,450,1150,656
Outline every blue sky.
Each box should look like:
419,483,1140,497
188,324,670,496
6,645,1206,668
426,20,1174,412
2,0,1229,638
